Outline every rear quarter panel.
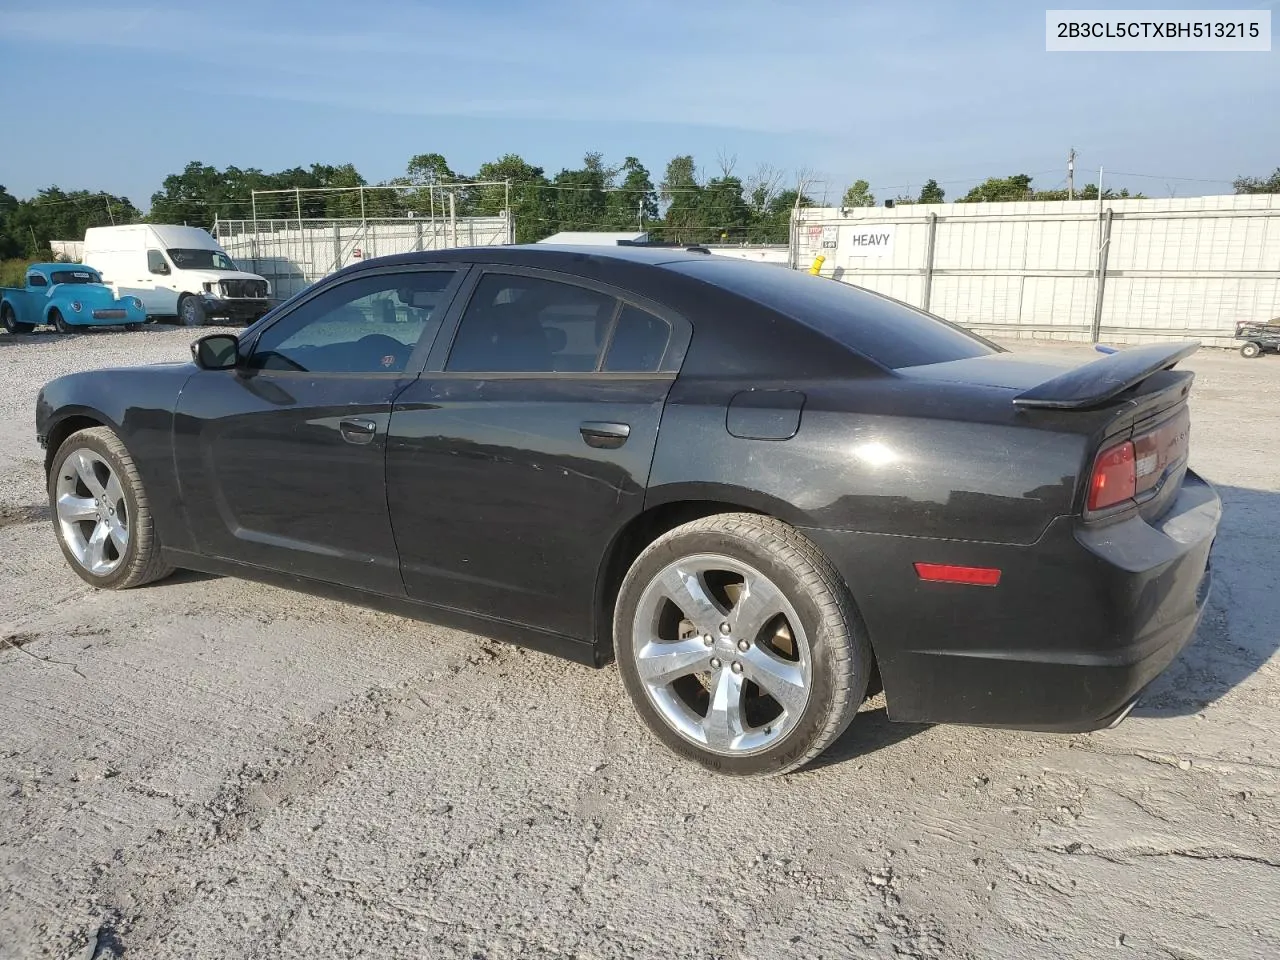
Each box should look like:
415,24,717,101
1,287,40,325
38,364,196,551
647,377,1090,545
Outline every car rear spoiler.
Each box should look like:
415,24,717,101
1012,341,1200,410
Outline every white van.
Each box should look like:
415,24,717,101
83,224,273,326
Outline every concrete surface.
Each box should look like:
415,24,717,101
1,326,1276,960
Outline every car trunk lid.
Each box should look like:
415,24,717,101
899,343,1198,523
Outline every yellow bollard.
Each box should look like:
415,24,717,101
808,254,826,276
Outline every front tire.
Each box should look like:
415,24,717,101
50,308,72,334
2,303,35,335
614,514,872,777
48,427,174,590
178,294,206,327
1241,342,1262,359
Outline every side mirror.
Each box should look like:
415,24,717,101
152,262,170,276
191,333,240,370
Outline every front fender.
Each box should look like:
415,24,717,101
37,364,197,551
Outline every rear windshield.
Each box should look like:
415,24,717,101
50,270,101,285
667,258,997,370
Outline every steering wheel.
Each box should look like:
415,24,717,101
354,333,412,371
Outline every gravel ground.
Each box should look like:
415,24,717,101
1,325,1277,960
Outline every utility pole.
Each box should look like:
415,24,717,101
1067,148,1076,200
638,196,645,231
104,195,116,225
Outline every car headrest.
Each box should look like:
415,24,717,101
542,326,567,353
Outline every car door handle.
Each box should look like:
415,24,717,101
339,418,377,445
580,421,630,449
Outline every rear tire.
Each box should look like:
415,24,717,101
178,295,205,327
614,513,872,777
48,426,174,590
1241,342,1262,359
1,303,35,335
50,308,72,334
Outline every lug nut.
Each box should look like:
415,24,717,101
719,622,732,635
703,634,714,647
731,662,743,674
736,639,749,652
710,657,722,669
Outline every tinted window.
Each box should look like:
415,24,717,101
50,270,101,285
27,273,48,288
147,250,169,274
603,305,671,372
667,259,996,370
248,270,455,373
447,274,618,373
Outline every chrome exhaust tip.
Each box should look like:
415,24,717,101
1104,695,1141,730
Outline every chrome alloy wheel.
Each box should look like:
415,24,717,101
54,449,130,576
630,553,812,756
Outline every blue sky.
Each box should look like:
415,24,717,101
1,0,1276,208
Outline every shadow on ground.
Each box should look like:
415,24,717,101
808,704,932,770
1133,483,1279,718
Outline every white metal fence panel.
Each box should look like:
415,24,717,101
794,195,1280,346
214,214,513,300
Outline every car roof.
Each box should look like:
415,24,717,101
29,263,99,274
357,243,716,271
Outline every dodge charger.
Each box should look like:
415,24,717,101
35,245,1220,776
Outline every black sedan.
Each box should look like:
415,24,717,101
35,245,1219,776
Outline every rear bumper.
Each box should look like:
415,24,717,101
802,470,1220,731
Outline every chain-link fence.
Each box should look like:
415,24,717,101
793,194,1280,346
213,214,513,300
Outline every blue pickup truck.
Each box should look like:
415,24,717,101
1,262,147,334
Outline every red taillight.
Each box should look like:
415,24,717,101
1088,440,1136,512
913,563,1002,587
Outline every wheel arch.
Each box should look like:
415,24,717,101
43,411,115,475
592,483,829,660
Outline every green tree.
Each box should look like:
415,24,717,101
959,174,1033,202
0,185,20,259
842,179,875,207
605,157,658,232
657,155,702,243
747,187,814,243
918,179,945,203
697,176,750,242
9,187,141,255
1233,169,1280,194
474,153,554,243
1032,184,1145,201
150,162,244,225
403,152,474,218
551,153,611,232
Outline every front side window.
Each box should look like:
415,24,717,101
167,248,237,271
248,270,456,374
27,273,48,288
446,274,619,373
147,250,169,274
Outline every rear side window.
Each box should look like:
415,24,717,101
603,305,671,372
27,273,48,288
667,258,996,370
447,274,619,373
